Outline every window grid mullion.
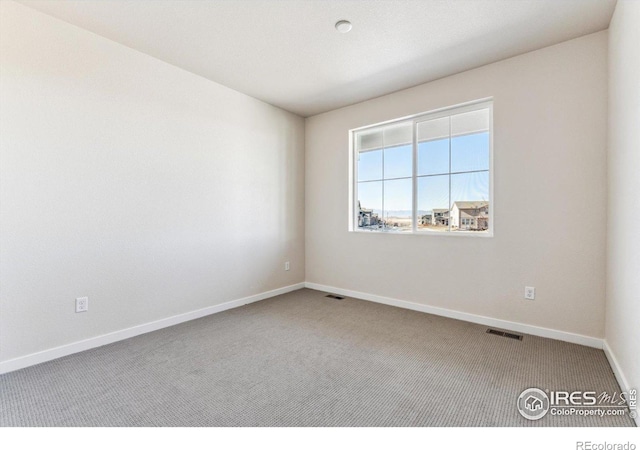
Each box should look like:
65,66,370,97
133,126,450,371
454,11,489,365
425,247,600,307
417,168,489,179
448,117,452,232
381,134,385,229
359,175,413,184
412,119,418,232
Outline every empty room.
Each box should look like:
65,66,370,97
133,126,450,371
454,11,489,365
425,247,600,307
0,0,638,444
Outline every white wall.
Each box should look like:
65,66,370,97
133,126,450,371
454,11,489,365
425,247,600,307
306,32,608,340
0,1,305,364
606,0,640,402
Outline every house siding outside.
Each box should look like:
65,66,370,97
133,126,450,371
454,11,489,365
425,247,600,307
451,201,489,230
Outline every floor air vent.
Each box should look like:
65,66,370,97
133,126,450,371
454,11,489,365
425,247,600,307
486,328,523,341
325,294,344,300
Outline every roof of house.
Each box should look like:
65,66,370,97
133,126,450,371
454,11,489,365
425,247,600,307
452,201,489,210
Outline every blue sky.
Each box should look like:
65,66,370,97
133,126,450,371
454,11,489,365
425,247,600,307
358,132,489,216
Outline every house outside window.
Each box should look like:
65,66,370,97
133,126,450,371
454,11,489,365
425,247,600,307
350,100,493,236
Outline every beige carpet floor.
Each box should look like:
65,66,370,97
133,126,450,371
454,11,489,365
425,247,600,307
0,288,634,427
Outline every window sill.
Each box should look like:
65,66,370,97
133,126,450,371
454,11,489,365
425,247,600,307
350,229,494,238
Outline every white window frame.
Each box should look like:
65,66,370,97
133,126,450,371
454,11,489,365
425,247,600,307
348,98,494,237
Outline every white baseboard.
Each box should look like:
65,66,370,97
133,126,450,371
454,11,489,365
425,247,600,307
0,282,305,375
603,340,639,427
305,282,604,349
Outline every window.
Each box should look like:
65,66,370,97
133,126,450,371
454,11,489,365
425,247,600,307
351,100,492,235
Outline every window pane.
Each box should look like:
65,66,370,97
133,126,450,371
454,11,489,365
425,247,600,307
450,171,489,232
451,108,489,137
417,117,450,176
358,149,382,182
384,178,412,231
357,128,383,152
384,145,412,179
418,116,450,141
383,121,412,148
417,175,449,231
357,181,382,229
451,132,489,173
418,138,449,176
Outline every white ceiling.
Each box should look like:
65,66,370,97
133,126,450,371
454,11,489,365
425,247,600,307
18,0,616,117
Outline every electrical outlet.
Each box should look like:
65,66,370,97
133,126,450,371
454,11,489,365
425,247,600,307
284,261,290,271
76,296,89,313
524,287,535,300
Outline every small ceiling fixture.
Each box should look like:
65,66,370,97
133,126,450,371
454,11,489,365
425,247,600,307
335,20,352,33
